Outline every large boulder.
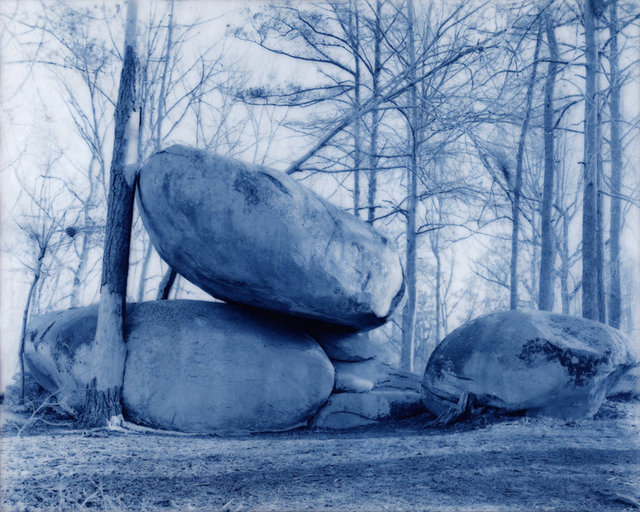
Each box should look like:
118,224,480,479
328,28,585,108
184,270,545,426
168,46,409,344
23,301,334,433
422,310,638,420
136,145,404,329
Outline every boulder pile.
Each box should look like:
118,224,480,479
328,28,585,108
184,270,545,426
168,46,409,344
24,146,409,433
308,323,426,428
24,301,334,433
24,145,635,432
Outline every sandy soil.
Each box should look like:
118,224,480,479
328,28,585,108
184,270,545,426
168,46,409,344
2,400,640,512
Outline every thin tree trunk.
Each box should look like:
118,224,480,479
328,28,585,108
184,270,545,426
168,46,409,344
367,0,382,224
530,219,540,309
79,0,138,428
70,225,90,308
538,16,558,311
157,268,177,300
595,51,606,323
608,0,622,328
401,0,418,373
155,0,174,151
560,211,570,314
71,158,97,308
136,240,153,302
510,26,542,310
19,253,44,404
434,236,442,346
582,0,599,320
351,1,362,217
134,56,148,304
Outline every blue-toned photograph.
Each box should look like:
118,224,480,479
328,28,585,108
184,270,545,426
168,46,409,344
1,0,639,510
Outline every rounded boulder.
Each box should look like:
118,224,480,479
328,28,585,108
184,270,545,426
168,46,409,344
136,145,404,329
422,310,637,420
23,301,334,433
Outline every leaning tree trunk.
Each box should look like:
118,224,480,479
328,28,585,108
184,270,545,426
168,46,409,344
136,240,153,302
538,16,558,311
157,268,177,300
582,0,599,320
78,0,138,428
510,26,542,310
608,0,622,328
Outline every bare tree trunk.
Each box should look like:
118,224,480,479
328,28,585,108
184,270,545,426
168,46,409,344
79,0,138,428
595,52,606,323
19,252,44,403
351,1,362,218
155,0,174,151
560,211,570,314
401,0,418,373
71,158,97,308
367,0,382,225
528,215,541,309
157,268,177,300
582,0,599,320
433,235,442,346
510,26,542,310
136,240,153,302
608,0,622,328
70,225,90,308
538,17,558,311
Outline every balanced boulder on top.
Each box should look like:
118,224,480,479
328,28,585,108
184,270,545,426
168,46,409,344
136,145,404,329
422,310,638,420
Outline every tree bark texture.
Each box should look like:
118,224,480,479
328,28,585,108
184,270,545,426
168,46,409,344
595,47,606,323
538,16,558,311
581,0,599,320
79,0,138,428
607,0,622,328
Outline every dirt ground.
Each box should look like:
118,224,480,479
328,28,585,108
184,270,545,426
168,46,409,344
2,400,640,512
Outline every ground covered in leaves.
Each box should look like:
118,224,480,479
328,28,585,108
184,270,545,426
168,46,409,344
2,400,640,511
